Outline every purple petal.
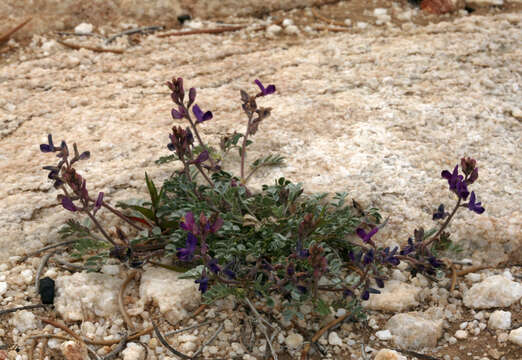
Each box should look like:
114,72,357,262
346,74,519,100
171,107,184,119
367,227,379,238
192,104,203,123
61,197,77,212
265,84,276,94
40,144,53,153
95,192,104,208
188,87,196,104
254,79,265,92
180,212,195,232
202,111,213,122
186,232,198,250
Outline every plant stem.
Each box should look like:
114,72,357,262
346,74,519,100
195,163,214,187
240,114,254,182
425,197,461,247
85,211,116,246
184,111,218,172
102,203,143,231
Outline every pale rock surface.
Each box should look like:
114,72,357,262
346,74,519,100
488,310,511,330
122,342,145,360
463,275,522,309
74,23,93,34
285,333,303,348
386,310,443,349
508,327,522,347
54,272,123,321
8,310,38,332
375,330,393,341
374,349,407,360
455,330,468,339
363,280,420,312
0,282,7,296
139,266,200,324
328,331,343,346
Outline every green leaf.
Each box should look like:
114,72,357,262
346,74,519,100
145,172,159,209
314,298,330,316
179,265,205,279
155,154,177,165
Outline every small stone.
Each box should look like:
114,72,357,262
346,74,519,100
101,265,120,275
0,282,7,296
455,330,468,339
344,19,352,26
488,310,511,330
60,341,87,360
285,333,303,348
284,25,300,35
463,275,522,309
363,280,421,312
376,330,393,340
373,8,388,16
459,321,468,330
74,23,93,35
508,327,522,346
282,19,294,27
356,22,368,29
122,342,145,360
21,269,33,284
266,25,282,37
328,331,342,346
386,311,443,349
374,349,407,360
465,273,482,282
9,310,38,332
497,332,509,343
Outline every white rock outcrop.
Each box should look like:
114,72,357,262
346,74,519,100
54,272,123,321
463,275,522,309
363,280,421,312
139,266,200,324
386,310,443,349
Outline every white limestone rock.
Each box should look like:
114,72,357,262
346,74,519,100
285,333,303,348
363,280,421,312
386,310,443,349
8,310,38,332
122,342,145,360
488,310,511,330
54,272,123,321
74,23,93,35
139,266,200,324
0,282,7,296
508,327,522,346
328,331,342,346
463,275,522,309
376,330,393,341
374,349,407,360
455,330,468,339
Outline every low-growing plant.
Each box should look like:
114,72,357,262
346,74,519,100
39,77,485,324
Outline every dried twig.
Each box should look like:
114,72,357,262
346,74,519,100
394,348,441,360
52,257,87,272
152,321,192,359
244,298,278,360
119,271,137,330
83,326,152,346
0,17,32,45
0,304,45,316
164,320,212,337
56,31,105,39
192,322,224,358
456,265,492,276
300,312,350,360
103,334,128,360
157,25,246,38
19,239,77,262
312,25,351,32
311,9,348,27
35,252,55,291
105,26,164,44
57,39,125,54
450,263,457,292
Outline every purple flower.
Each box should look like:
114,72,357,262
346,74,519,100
192,104,213,123
93,192,104,215
362,249,374,265
467,191,485,214
361,290,370,301
188,88,196,106
375,278,385,288
61,196,77,212
195,275,209,293
223,262,236,279
176,232,198,261
343,289,353,298
356,227,378,244
432,204,448,220
171,106,186,119
40,134,55,153
207,258,221,274
442,165,469,200
190,150,209,165
180,212,196,233
254,79,276,96
296,240,310,258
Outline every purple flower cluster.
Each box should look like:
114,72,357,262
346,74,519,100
441,158,484,214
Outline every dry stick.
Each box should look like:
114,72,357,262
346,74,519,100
393,348,441,360
83,326,153,346
35,252,55,291
152,321,192,359
39,318,102,360
300,312,350,360
312,25,351,32
456,264,493,277
157,25,246,38
0,17,32,45
0,304,45,316
244,298,278,360
19,239,78,262
103,334,128,360
52,257,87,272
450,263,458,292
192,322,224,358
105,26,164,44
57,39,125,54
311,8,348,27
119,271,137,330
164,320,213,337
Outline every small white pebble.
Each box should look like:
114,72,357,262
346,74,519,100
508,327,522,346
21,269,33,284
0,282,7,296
285,333,303,348
455,330,468,339
459,322,468,330
344,19,352,26
373,8,388,16
489,310,511,330
375,330,393,340
282,18,294,27
266,25,282,37
328,332,342,346
74,23,93,34
356,22,368,29
284,25,300,35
